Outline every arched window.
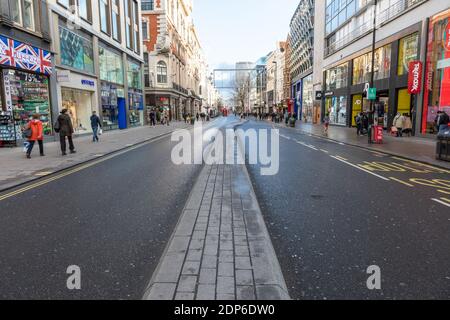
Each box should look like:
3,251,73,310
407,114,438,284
157,61,167,83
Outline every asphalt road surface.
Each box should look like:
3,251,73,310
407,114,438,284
242,119,450,300
0,118,235,300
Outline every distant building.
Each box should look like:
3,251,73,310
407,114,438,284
317,0,449,135
142,0,206,119
0,0,54,146
48,0,144,132
288,0,315,121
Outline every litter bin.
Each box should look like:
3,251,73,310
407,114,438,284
436,131,450,162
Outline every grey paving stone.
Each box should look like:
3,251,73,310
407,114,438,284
199,268,217,285
234,235,248,246
177,275,197,293
236,269,253,286
220,240,233,251
233,228,246,236
195,222,208,231
175,292,195,300
235,256,252,270
217,293,235,300
235,245,250,257
202,255,217,269
154,254,185,283
217,276,235,294
203,242,218,256
236,286,255,300
196,284,216,300
189,239,205,251
167,236,191,253
218,262,234,277
192,230,207,240
186,249,203,262
145,283,176,300
182,261,201,275
219,250,234,263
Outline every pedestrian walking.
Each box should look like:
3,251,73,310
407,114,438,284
24,114,45,159
164,111,170,126
393,112,405,137
355,113,363,136
323,113,330,135
90,111,102,142
56,109,76,156
150,109,156,127
403,114,413,136
436,110,450,134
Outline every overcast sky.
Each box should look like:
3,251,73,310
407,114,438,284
193,0,299,70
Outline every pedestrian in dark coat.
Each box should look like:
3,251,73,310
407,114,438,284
57,109,76,156
90,111,102,142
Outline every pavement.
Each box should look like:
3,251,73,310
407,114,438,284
143,164,289,300
243,119,450,300
267,120,450,170
0,122,191,191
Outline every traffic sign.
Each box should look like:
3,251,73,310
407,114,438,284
368,88,377,100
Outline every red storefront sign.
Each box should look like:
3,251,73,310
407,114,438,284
408,60,423,94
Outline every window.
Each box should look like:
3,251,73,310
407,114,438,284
142,21,148,40
99,0,110,34
78,0,91,22
326,63,348,90
141,0,154,11
11,0,35,31
132,0,140,53
143,52,149,67
124,0,132,49
157,61,168,83
99,46,124,85
57,0,70,7
398,33,419,75
59,26,94,73
127,61,142,89
112,0,121,41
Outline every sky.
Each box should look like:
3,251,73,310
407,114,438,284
193,0,299,70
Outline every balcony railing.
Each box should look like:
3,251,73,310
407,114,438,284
324,0,427,56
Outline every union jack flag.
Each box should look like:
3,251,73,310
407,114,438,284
0,35,53,75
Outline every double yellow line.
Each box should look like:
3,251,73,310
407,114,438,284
0,134,168,202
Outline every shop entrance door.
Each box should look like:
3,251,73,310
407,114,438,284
351,95,363,127
118,97,127,130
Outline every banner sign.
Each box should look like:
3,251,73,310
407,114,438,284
408,60,423,94
0,35,52,75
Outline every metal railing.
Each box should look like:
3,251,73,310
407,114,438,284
325,0,426,56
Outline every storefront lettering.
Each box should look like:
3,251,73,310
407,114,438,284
408,61,422,94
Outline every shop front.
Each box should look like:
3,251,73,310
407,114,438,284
0,35,53,147
423,9,450,134
324,62,349,126
127,60,143,127
301,74,314,123
57,69,98,135
99,45,125,130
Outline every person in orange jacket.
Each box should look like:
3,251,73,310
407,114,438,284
26,114,45,159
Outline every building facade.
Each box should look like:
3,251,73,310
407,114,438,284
142,0,206,120
0,0,54,146
266,42,286,114
319,0,449,136
289,0,315,121
48,0,144,134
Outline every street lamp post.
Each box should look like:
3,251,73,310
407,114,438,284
273,61,278,112
368,0,378,144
